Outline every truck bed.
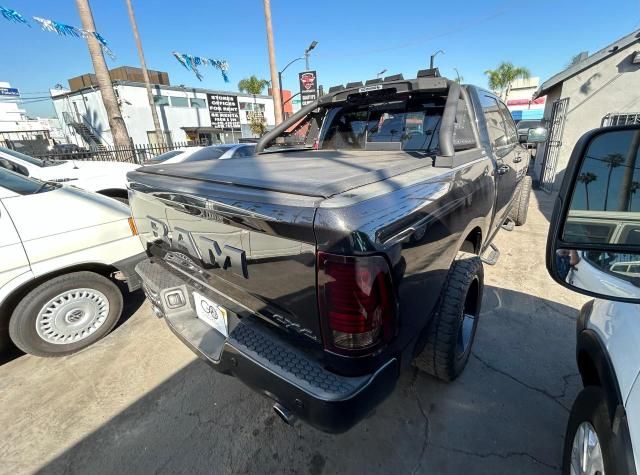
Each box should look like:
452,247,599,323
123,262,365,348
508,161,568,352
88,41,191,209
138,150,433,199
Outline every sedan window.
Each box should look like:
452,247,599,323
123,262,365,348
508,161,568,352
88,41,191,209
0,168,59,195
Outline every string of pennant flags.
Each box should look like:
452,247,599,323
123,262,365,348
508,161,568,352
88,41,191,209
0,5,115,59
172,52,230,83
1,4,231,83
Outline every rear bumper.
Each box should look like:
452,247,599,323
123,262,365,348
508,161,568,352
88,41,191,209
135,258,399,433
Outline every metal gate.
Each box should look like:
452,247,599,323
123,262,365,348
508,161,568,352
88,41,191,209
539,97,570,192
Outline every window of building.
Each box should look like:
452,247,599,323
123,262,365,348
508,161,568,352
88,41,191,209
171,96,188,107
239,102,266,112
190,98,206,108
153,95,170,106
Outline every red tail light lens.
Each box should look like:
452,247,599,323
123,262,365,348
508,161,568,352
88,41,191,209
317,252,396,352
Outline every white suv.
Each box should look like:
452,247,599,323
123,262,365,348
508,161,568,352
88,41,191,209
0,168,145,356
547,124,640,474
0,147,138,203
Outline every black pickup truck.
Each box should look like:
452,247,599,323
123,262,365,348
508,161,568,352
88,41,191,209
127,72,533,433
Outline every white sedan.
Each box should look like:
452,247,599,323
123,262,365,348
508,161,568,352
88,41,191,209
145,143,256,165
0,146,138,202
0,168,146,356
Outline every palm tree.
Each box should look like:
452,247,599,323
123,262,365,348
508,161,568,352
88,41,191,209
484,62,531,100
75,0,130,148
628,181,640,210
602,153,625,210
238,76,270,104
577,172,597,210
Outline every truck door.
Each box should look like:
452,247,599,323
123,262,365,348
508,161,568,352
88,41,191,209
0,198,30,290
479,93,520,228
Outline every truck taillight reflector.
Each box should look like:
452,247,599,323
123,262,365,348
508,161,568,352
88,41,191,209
317,252,396,352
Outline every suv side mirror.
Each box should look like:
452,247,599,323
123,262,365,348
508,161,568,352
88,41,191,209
546,125,640,302
526,127,548,143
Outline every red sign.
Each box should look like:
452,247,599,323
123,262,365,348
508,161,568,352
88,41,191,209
507,97,546,106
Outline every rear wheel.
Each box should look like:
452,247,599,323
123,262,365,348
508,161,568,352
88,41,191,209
412,251,484,381
509,176,532,226
9,271,123,357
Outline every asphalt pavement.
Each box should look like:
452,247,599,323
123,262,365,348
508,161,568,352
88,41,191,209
0,190,589,475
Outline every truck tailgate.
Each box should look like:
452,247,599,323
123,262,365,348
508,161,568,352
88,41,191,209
128,174,323,344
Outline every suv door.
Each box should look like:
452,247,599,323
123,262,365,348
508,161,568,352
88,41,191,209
479,93,521,228
0,198,30,290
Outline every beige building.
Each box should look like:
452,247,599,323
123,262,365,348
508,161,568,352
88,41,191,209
533,29,640,191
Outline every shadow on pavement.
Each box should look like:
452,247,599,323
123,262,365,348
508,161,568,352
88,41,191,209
533,189,557,223
38,285,580,475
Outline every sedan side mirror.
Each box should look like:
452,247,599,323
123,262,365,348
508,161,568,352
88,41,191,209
546,125,640,302
526,127,548,143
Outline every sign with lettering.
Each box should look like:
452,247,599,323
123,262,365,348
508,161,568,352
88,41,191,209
206,93,240,129
299,70,318,107
0,87,19,96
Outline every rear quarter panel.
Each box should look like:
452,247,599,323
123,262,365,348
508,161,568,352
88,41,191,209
315,153,494,361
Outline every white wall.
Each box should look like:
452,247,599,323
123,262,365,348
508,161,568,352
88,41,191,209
541,46,640,189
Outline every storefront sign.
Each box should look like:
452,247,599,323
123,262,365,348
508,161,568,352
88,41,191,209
246,110,265,123
206,93,240,129
299,70,318,107
0,87,19,96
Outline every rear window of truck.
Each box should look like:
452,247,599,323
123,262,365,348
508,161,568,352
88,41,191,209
319,95,445,153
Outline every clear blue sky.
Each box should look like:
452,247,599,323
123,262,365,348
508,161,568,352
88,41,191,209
2,0,639,117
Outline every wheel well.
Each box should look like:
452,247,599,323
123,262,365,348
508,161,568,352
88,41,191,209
578,350,601,387
0,263,117,329
461,227,482,254
97,188,128,199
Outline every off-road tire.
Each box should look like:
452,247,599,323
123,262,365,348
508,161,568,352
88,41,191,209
509,176,532,226
9,271,123,357
412,252,483,381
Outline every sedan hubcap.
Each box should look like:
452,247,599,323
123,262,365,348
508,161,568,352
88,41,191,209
36,288,110,344
571,421,605,475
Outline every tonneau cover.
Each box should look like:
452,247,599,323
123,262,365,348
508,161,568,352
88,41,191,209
136,150,432,198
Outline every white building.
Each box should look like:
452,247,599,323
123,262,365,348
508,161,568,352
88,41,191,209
0,82,53,153
504,77,546,122
51,80,277,147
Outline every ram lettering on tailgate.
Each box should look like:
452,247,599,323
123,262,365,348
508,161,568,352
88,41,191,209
148,216,248,278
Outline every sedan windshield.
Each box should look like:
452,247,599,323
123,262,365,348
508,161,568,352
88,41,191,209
0,168,59,195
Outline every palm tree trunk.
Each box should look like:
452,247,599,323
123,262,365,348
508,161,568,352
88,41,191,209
125,0,165,147
604,166,613,210
75,0,130,149
262,0,283,125
585,183,590,210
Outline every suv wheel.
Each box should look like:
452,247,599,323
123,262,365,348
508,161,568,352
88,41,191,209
509,176,532,226
412,251,483,381
9,271,123,357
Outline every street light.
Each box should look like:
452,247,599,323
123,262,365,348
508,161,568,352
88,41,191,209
279,41,319,119
376,69,387,79
430,49,445,69
304,40,318,70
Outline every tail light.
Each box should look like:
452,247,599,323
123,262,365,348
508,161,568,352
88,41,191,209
317,252,396,353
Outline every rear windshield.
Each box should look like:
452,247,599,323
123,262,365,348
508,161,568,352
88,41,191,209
181,147,226,163
319,95,445,152
147,149,184,163
0,168,59,195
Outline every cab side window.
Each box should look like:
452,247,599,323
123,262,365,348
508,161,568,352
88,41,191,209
496,99,518,144
480,95,508,149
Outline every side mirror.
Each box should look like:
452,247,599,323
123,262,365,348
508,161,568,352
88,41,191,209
546,125,640,302
526,127,548,143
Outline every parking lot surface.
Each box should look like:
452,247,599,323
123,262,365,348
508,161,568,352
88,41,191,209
0,191,589,475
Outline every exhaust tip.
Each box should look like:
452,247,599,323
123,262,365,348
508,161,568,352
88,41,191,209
273,403,296,426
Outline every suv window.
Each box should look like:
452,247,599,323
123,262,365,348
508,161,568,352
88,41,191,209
496,100,518,144
0,168,59,195
480,95,509,149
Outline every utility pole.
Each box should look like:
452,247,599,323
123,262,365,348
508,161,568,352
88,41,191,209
262,0,283,125
125,0,165,146
75,0,130,148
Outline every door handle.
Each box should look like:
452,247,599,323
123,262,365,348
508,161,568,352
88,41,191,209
513,155,523,163
497,165,510,175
